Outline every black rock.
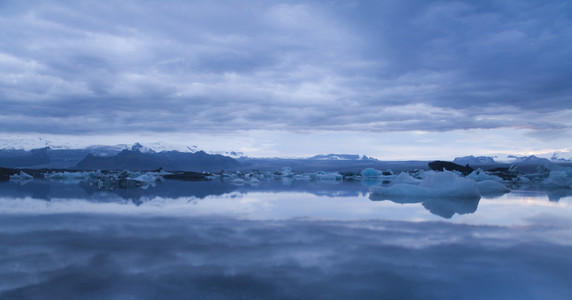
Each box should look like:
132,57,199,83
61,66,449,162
428,161,474,175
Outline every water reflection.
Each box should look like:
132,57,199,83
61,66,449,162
0,178,483,219
0,215,570,299
2,178,572,220
1,179,571,298
0,179,369,202
545,189,572,202
369,194,480,219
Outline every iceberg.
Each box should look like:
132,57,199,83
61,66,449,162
90,170,172,190
9,171,34,181
280,167,294,177
131,173,162,186
466,169,503,182
45,171,91,183
392,172,422,185
541,171,572,189
311,171,343,181
477,180,511,196
360,168,383,178
360,168,394,179
293,174,311,180
515,175,531,183
370,171,481,200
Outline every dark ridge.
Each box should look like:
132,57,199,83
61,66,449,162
75,150,239,171
162,171,210,181
0,147,50,168
428,161,474,175
76,150,163,170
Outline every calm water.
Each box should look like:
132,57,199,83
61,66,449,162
1,179,571,299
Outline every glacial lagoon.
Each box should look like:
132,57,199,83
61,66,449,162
1,178,571,299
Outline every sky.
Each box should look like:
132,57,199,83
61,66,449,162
0,0,571,159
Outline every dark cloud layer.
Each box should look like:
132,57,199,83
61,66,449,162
0,0,570,134
1,214,571,299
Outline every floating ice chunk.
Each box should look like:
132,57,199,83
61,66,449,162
418,171,466,189
477,180,510,196
360,168,394,178
370,171,480,199
466,169,503,182
361,168,383,178
10,171,34,181
541,171,572,189
293,174,311,180
311,171,343,181
516,175,531,183
45,171,90,182
522,172,549,182
546,165,572,176
132,173,159,184
392,172,422,185
281,167,294,177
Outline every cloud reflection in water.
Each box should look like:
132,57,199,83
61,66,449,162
0,214,571,299
0,178,571,299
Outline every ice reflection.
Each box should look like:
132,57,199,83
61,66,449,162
545,189,572,202
1,179,572,222
0,179,369,202
369,194,480,219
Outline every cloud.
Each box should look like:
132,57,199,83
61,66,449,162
0,0,570,138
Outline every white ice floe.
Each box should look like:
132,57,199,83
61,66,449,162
45,171,91,182
293,174,311,180
131,173,161,185
541,171,572,189
515,175,531,183
370,171,481,199
466,169,503,182
516,165,572,190
311,171,343,181
360,168,383,178
9,171,34,181
281,167,294,177
392,172,422,185
360,168,394,179
477,180,511,196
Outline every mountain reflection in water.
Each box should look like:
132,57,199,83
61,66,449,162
1,178,570,220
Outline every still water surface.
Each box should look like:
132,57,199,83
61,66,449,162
1,179,571,299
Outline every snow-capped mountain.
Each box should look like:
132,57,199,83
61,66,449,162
509,155,552,165
549,151,572,162
453,156,496,165
184,145,246,159
210,151,247,159
309,154,376,161
0,142,240,170
85,145,131,157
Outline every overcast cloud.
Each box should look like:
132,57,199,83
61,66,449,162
1,0,571,156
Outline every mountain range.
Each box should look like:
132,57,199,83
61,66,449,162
0,143,570,172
